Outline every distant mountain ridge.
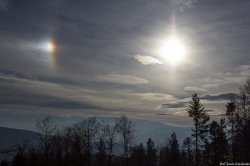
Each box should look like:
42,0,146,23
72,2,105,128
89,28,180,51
0,127,38,150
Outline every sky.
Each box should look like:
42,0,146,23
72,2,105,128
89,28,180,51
1,0,250,142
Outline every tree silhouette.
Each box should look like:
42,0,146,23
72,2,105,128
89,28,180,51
182,137,194,166
130,143,145,166
237,79,250,161
204,119,229,166
104,123,118,166
36,116,57,166
145,138,157,166
187,93,210,166
0,160,9,166
159,145,170,166
60,127,74,166
169,132,180,166
73,117,100,166
225,99,239,161
117,114,134,166
95,134,106,166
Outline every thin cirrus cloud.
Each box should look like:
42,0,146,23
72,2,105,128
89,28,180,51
160,102,186,109
200,93,238,101
0,72,57,87
134,93,177,102
170,0,200,11
158,92,237,117
236,65,250,76
96,74,149,85
186,76,246,91
184,86,207,92
133,55,163,65
188,65,250,90
0,0,8,10
201,84,220,89
236,65,250,71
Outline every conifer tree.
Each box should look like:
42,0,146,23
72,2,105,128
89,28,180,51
169,132,180,166
130,143,146,166
206,119,229,166
182,137,194,166
145,138,157,166
187,93,210,166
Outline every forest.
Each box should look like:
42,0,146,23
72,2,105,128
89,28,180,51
1,79,250,166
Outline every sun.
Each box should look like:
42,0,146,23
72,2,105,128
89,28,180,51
158,36,187,65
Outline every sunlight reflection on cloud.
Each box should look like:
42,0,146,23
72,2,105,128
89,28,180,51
133,55,163,65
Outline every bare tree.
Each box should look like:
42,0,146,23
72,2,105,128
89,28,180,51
73,117,100,166
236,79,250,161
61,126,74,166
36,116,57,166
105,123,118,166
117,114,134,166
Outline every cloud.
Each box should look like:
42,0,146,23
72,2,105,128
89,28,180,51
236,65,250,76
210,114,226,117
162,121,191,128
133,55,163,65
0,70,82,87
184,86,207,92
0,94,101,110
200,93,238,101
0,72,57,87
205,109,215,112
201,84,220,88
198,65,250,90
160,103,186,109
224,76,246,84
0,72,107,111
200,77,245,89
0,82,102,110
159,92,238,110
236,65,250,71
155,113,172,116
134,93,177,101
198,77,223,84
80,88,98,94
170,0,199,11
0,0,8,10
97,74,148,85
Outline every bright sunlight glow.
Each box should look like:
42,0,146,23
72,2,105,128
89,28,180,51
158,36,187,65
38,39,56,55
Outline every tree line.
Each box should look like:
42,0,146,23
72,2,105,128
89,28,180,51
1,79,250,166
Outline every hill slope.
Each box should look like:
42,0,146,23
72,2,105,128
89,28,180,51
0,127,38,150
